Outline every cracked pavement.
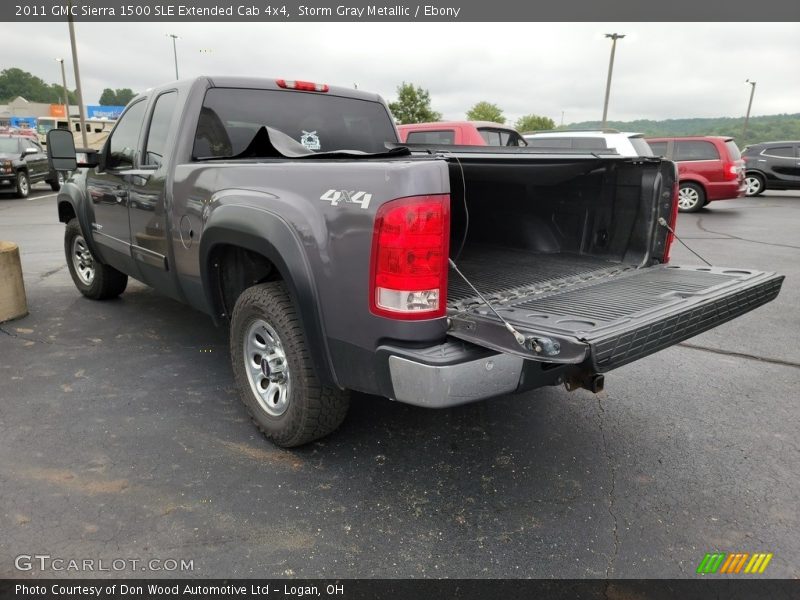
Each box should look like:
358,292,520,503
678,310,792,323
1,188,798,578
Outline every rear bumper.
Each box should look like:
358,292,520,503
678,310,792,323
388,352,524,408
706,180,746,201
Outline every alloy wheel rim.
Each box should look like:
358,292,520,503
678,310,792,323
71,235,95,285
745,176,761,196
678,187,699,209
19,176,28,195
243,318,291,417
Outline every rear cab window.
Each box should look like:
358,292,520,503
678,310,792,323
406,130,456,145
193,87,398,157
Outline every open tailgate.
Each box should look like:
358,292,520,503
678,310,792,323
447,264,784,372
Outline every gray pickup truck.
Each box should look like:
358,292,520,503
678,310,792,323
47,76,784,447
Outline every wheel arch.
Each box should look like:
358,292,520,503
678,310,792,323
200,206,338,387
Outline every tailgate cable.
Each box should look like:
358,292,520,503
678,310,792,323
657,217,712,266
448,258,561,357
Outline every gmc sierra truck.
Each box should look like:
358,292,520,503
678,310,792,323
47,76,784,447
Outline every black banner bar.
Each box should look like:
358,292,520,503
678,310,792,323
3,0,800,22
2,579,800,600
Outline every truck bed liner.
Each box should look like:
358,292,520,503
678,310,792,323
448,246,633,309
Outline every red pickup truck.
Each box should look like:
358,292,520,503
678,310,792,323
398,121,527,146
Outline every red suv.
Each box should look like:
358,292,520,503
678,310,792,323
646,136,746,212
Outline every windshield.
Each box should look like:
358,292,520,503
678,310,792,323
0,138,20,153
629,136,654,157
193,88,398,158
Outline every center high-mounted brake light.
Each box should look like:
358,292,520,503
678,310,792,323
369,195,450,320
276,79,329,92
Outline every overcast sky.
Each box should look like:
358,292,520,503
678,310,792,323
3,22,799,124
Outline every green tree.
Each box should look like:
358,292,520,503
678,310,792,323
99,88,135,105
0,68,59,103
466,101,505,124
388,82,442,124
515,114,556,133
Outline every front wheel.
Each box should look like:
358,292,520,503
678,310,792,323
745,173,765,197
15,171,30,198
677,182,705,213
230,282,349,447
64,218,128,299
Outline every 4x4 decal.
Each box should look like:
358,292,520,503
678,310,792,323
320,189,372,209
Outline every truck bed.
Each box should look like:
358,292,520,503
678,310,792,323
448,246,633,309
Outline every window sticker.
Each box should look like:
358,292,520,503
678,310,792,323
300,130,321,150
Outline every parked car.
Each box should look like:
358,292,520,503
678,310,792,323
741,141,800,196
646,136,745,212
398,121,527,146
0,134,64,197
523,130,654,157
47,76,783,447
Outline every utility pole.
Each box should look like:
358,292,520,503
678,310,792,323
743,79,757,140
167,34,180,80
67,2,88,148
560,110,565,127
601,33,625,129
55,58,69,118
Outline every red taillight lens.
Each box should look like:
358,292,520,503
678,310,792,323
663,178,680,263
370,195,450,319
723,161,740,181
276,79,329,92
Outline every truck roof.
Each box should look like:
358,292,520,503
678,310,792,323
137,76,383,104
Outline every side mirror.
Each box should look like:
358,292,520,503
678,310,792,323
46,129,77,172
23,147,38,157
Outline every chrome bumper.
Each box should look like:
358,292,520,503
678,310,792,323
388,352,524,408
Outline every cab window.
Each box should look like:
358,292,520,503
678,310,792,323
106,101,147,170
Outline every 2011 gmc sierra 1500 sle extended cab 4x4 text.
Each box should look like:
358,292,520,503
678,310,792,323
46,76,784,447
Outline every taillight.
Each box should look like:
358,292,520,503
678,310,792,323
723,162,739,181
276,79,329,92
663,177,680,263
370,195,450,319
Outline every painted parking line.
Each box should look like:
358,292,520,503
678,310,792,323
26,192,59,201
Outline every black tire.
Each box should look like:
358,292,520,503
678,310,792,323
64,218,128,299
49,171,65,192
230,282,349,448
15,171,30,198
677,182,705,213
745,173,765,197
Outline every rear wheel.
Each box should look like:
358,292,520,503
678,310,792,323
745,173,765,197
64,218,128,299
677,182,705,213
230,282,349,447
15,171,30,198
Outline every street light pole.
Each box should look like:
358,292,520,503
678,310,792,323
167,34,180,80
55,58,69,118
743,79,757,140
601,33,625,129
67,1,88,148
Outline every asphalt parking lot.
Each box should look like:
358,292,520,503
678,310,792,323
1,185,798,578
